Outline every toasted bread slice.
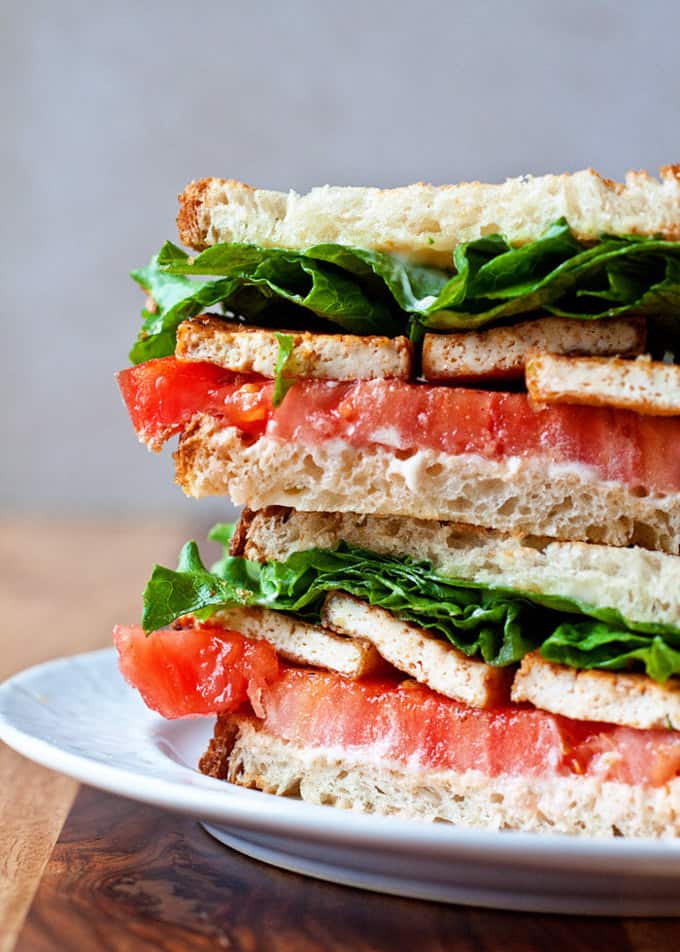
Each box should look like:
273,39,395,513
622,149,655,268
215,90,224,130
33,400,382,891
211,606,382,678
176,316,412,381
234,508,680,631
512,653,680,731
201,715,680,836
178,167,680,266
176,420,680,554
526,352,680,415
422,317,646,383
322,593,512,708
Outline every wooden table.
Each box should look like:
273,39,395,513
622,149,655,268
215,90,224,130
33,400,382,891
1,519,678,950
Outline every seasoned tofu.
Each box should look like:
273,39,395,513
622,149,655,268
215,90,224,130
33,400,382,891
422,317,645,383
322,592,512,708
512,652,680,730
212,605,382,677
526,351,680,415
176,316,413,380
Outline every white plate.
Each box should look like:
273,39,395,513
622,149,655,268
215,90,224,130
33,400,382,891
2,648,680,916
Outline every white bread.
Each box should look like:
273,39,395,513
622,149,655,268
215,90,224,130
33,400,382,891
512,653,680,731
237,509,680,630
176,317,412,381
177,167,680,267
322,593,511,708
203,716,680,837
526,352,680,416
175,420,680,553
210,605,382,678
422,317,646,383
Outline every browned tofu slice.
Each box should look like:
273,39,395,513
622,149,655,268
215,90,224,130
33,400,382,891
512,653,680,730
526,352,680,415
422,317,645,383
176,316,413,380
322,592,512,708
212,606,382,677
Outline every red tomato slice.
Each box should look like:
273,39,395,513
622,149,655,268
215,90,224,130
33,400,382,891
116,357,273,450
118,357,680,492
113,624,279,718
271,378,680,492
571,726,680,787
259,669,680,787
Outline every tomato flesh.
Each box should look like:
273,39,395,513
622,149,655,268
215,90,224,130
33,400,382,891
118,358,680,492
113,624,279,718
259,668,680,787
116,357,273,450
272,378,680,493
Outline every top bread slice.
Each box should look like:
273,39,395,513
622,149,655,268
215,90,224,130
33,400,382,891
178,167,680,267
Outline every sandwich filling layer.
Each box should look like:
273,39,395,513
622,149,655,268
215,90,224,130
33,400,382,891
129,214,680,363
113,624,680,791
118,358,680,496
139,521,680,682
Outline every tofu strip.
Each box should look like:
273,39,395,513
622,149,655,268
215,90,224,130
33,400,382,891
212,606,382,677
176,316,413,381
512,653,680,730
322,592,512,708
422,317,645,383
526,352,680,415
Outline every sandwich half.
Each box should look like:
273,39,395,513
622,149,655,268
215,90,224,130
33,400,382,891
115,508,680,836
115,167,680,836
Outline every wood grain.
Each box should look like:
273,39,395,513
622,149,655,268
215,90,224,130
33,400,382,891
0,749,77,952
0,518,190,951
17,786,680,952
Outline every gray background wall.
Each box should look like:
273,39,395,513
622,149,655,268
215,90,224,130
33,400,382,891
4,0,680,518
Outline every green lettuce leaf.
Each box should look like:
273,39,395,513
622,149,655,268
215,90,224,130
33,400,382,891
272,332,295,407
141,530,680,681
540,622,680,683
128,223,680,361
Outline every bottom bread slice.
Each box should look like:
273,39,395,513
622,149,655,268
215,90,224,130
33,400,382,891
200,716,680,838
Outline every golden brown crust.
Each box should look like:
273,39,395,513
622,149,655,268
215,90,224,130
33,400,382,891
229,507,256,557
198,715,239,779
176,178,215,250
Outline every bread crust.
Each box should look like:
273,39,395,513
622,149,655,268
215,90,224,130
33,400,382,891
178,167,680,266
202,716,680,836
175,419,680,553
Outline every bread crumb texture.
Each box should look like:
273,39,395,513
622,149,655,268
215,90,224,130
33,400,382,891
178,167,680,265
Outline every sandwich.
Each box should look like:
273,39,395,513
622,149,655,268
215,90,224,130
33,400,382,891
115,167,680,836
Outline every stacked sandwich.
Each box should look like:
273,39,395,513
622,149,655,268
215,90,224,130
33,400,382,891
116,167,680,837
